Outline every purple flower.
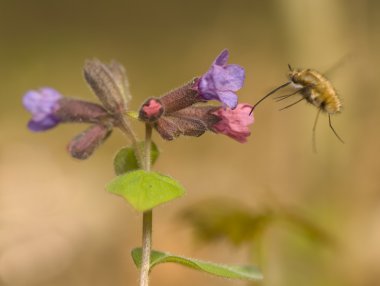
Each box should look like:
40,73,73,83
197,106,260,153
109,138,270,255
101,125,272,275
23,87,62,131
23,86,116,159
198,49,245,109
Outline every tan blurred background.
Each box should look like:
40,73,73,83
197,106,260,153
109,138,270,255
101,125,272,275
1,0,380,285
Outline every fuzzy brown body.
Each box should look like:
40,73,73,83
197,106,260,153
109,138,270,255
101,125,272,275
289,69,342,114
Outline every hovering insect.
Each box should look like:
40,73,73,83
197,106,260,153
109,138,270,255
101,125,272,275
250,64,344,149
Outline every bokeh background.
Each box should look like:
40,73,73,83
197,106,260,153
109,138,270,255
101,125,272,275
1,0,379,285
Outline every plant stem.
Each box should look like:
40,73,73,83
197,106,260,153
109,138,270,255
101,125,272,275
139,124,153,286
140,210,152,286
117,115,144,167
144,124,152,171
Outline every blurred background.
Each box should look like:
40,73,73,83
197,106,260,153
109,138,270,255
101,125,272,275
1,0,379,285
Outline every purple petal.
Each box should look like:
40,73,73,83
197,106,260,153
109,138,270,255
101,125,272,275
23,88,62,114
217,90,238,109
27,115,60,131
198,70,216,94
214,49,229,66
23,87,63,132
198,50,245,108
213,64,245,91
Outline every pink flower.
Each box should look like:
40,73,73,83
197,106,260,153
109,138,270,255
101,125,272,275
211,104,254,143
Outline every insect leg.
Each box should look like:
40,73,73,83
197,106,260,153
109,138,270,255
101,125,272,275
274,89,303,102
279,97,305,111
328,114,345,143
312,109,321,153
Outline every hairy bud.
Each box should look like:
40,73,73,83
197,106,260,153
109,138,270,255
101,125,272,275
84,59,130,114
68,124,112,160
56,98,111,124
159,78,202,114
138,98,164,123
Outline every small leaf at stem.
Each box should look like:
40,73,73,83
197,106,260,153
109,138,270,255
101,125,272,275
126,111,139,120
106,170,185,211
113,142,159,175
131,248,263,281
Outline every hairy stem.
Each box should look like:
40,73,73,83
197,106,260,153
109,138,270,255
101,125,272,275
144,124,152,171
117,115,144,167
139,124,153,286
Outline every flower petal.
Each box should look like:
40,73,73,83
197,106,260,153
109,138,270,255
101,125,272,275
211,104,254,143
197,50,245,108
23,88,63,132
27,115,60,132
213,65,245,91
214,49,229,66
216,91,238,109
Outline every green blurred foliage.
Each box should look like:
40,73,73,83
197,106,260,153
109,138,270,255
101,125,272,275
181,199,334,248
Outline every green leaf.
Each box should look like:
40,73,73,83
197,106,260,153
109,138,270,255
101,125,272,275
131,248,263,281
113,142,159,175
126,111,139,119
106,170,185,211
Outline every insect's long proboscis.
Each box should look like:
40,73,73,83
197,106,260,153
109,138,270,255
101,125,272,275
249,81,291,115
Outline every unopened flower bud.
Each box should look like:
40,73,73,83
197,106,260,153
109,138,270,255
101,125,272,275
106,60,132,102
83,59,130,114
155,116,182,141
68,124,112,160
138,98,164,123
154,106,220,141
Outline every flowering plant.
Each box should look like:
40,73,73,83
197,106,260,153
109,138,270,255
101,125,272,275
23,50,259,285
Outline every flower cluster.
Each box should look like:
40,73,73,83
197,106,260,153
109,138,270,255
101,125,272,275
23,60,127,159
23,50,254,159
138,50,253,142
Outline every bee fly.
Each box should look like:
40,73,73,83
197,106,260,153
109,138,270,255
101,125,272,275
250,64,344,150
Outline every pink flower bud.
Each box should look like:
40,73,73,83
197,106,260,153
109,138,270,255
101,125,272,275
138,98,164,122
